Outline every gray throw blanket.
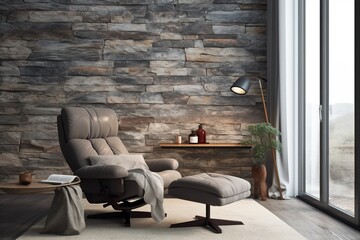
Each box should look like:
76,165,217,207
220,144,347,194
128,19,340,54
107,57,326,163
42,185,85,235
127,168,165,222
90,154,165,222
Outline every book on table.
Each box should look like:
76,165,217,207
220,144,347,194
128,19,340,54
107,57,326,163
40,174,80,185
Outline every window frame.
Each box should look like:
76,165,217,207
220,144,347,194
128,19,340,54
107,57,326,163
297,0,360,228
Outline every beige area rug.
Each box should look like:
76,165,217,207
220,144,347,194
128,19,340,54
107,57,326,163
20,198,306,240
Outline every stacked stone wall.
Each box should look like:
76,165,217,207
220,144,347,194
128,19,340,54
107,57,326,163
0,0,266,183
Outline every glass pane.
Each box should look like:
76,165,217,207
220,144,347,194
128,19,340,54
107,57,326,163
305,0,321,199
328,0,355,216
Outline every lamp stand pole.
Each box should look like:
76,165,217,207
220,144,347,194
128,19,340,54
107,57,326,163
259,80,284,200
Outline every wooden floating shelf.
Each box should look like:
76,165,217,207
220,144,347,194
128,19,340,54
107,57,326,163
159,143,253,148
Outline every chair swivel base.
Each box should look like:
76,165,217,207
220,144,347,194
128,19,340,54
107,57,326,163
87,211,152,227
170,204,244,234
87,198,157,227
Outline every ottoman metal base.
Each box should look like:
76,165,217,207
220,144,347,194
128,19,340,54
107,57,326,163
170,204,244,234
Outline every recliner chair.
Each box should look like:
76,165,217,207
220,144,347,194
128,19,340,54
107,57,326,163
57,107,182,226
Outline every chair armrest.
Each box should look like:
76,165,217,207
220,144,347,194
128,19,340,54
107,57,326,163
74,165,129,179
145,158,179,172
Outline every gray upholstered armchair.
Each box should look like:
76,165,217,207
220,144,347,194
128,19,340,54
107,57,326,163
57,107,182,226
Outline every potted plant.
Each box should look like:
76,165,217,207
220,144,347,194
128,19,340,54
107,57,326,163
246,123,282,201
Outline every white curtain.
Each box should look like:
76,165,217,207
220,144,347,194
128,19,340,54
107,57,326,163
267,0,299,198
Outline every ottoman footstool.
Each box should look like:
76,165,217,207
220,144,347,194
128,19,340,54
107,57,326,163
168,173,251,233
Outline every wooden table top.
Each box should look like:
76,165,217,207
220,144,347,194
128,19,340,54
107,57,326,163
0,179,80,194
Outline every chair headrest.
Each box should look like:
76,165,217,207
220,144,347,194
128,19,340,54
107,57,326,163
61,107,118,140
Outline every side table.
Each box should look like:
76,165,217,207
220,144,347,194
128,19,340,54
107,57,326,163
0,179,80,194
0,179,84,235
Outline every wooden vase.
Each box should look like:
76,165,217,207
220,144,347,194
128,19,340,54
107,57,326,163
252,164,267,201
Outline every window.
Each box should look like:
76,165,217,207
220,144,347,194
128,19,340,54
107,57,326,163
299,0,359,227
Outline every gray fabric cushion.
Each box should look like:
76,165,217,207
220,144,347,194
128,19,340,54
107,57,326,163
169,187,251,206
169,173,250,198
169,173,251,206
89,154,149,170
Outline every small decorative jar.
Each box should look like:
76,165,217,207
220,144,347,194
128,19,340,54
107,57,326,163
188,130,198,144
175,135,182,144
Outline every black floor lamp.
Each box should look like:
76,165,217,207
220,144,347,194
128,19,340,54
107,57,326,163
230,76,284,200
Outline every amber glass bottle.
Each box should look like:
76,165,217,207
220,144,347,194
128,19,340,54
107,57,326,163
196,124,206,144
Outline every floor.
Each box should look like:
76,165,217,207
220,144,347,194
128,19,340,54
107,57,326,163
257,197,360,240
0,193,53,240
1,193,360,240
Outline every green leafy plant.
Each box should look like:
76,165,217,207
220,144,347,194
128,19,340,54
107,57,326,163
246,123,282,165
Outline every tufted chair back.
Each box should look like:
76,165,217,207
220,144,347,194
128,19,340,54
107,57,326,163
57,107,129,172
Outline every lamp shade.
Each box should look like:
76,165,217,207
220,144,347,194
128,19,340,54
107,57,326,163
230,77,251,95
